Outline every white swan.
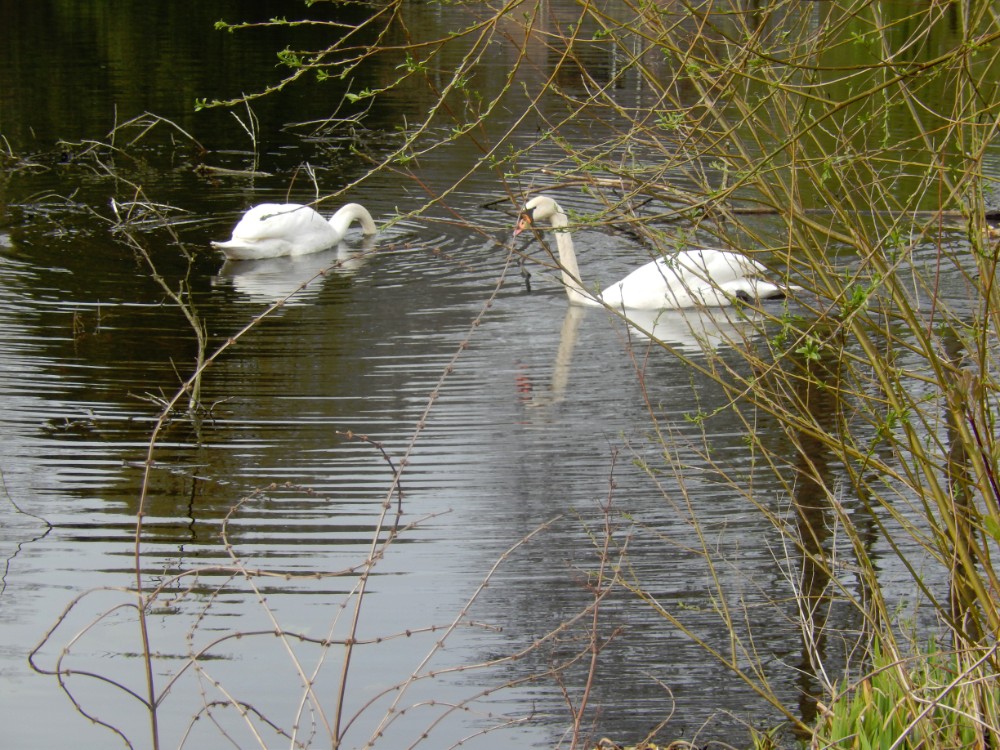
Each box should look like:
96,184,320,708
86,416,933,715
212,202,377,260
514,195,791,309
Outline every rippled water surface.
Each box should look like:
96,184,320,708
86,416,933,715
1,3,997,749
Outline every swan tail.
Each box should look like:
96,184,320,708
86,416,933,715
211,239,250,252
763,282,804,300
743,281,803,303
211,238,279,260
721,279,800,305
758,284,788,300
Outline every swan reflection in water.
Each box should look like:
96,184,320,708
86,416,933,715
617,305,759,352
520,302,764,413
213,236,377,306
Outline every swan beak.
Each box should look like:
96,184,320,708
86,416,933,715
513,213,533,237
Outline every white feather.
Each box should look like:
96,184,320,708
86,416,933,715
515,195,791,310
212,202,376,260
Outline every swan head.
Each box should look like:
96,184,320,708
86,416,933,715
514,195,563,236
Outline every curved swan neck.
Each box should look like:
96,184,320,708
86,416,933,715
329,203,377,238
548,209,597,307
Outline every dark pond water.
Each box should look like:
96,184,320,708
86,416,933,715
0,2,995,749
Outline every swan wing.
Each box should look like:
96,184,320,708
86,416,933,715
600,258,700,309
669,249,765,287
228,203,328,242
599,251,776,309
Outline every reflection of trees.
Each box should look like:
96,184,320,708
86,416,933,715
939,328,996,647
0,1,366,148
779,347,855,729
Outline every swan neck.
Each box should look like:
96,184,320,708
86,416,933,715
329,204,377,238
550,214,595,306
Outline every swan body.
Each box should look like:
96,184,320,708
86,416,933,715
212,202,377,260
514,195,790,310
